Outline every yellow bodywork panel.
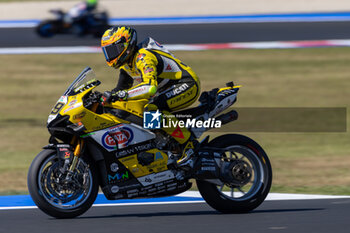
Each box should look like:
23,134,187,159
119,149,168,178
105,99,149,118
218,86,241,93
58,87,148,133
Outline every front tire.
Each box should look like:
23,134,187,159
36,20,58,37
27,149,99,218
197,134,272,213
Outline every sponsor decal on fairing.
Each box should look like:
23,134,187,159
108,171,129,182
110,163,119,172
137,170,175,186
63,102,83,114
111,185,120,193
102,126,134,150
68,99,77,106
116,141,154,157
91,124,155,152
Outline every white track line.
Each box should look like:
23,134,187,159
0,46,101,54
1,192,350,210
177,191,350,200
1,39,350,55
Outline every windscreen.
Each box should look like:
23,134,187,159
63,67,97,96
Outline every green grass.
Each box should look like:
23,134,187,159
0,48,349,195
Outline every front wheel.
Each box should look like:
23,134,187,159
36,20,58,37
27,149,99,218
197,134,272,213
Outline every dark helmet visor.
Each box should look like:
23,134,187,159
102,42,125,62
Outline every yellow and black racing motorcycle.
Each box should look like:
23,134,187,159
28,67,272,218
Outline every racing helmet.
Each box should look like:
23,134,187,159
86,0,98,8
101,26,137,68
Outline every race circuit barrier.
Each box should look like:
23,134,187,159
2,40,350,55
2,12,350,28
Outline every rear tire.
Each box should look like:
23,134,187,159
197,134,272,213
28,149,99,218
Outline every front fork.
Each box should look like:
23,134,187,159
69,136,84,171
42,135,90,195
45,135,85,183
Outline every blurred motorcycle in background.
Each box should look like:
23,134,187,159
36,2,110,38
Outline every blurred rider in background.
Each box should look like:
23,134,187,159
67,0,98,18
100,26,200,118
64,0,98,34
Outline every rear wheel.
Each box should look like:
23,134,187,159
27,149,99,218
197,134,272,213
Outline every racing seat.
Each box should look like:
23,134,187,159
173,88,218,119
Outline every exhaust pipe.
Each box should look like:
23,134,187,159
216,110,238,125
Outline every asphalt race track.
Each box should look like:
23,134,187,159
2,21,350,47
1,199,350,233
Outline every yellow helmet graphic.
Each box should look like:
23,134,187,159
101,26,137,68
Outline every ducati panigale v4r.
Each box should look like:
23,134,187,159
28,67,272,218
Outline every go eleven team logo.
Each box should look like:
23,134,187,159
143,110,222,130
102,126,134,150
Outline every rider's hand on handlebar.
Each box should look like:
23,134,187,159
100,91,112,105
101,90,128,105
114,90,128,101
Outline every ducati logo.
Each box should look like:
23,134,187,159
165,83,189,98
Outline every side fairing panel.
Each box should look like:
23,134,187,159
119,149,168,178
90,123,156,152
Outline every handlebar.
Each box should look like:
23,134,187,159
84,91,102,110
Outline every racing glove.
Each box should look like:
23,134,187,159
101,90,128,104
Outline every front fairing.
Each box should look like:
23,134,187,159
47,67,100,127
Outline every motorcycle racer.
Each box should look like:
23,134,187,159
100,26,200,113
64,0,98,34
67,0,98,18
